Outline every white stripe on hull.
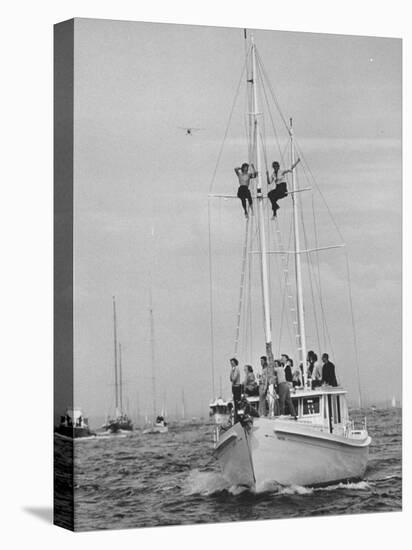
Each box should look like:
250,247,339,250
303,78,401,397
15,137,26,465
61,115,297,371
214,417,370,489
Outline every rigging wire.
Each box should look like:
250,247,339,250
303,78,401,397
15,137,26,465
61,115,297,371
257,52,287,167
255,49,290,135
234,217,251,356
294,139,363,407
207,58,248,399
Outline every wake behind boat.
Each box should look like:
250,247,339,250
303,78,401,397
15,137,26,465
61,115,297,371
209,32,371,490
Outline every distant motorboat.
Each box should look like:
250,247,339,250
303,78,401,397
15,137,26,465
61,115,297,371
55,407,95,439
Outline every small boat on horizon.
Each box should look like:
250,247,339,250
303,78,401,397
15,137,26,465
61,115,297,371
55,407,96,440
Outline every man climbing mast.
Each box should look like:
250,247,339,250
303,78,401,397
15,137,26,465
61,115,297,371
234,162,257,218
266,158,301,218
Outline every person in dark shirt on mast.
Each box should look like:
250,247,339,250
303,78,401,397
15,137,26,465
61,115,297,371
321,353,338,387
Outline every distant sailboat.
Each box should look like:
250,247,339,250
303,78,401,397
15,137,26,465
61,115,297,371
391,395,397,408
143,290,168,434
103,296,133,433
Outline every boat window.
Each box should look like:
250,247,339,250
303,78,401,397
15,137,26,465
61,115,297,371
302,396,320,415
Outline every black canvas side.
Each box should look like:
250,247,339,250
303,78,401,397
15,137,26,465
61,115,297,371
53,18,74,532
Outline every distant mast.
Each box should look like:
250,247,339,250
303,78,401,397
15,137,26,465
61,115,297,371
150,288,157,420
119,342,123,414
250,35,273,364
182,388,186,420
112,296,119,416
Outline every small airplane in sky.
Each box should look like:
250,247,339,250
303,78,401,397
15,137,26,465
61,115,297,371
179,127,204,136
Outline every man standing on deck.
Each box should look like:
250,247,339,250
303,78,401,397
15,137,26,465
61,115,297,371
321,353,338,387
258,356,269,416
274,360,297,418
234,162,257,218
281,354,293,384
229,358,241,421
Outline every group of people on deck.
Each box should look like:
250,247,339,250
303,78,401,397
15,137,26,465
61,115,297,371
229,351,338,420
234,159,300,219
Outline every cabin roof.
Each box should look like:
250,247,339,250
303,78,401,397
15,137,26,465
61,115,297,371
291,386,347,399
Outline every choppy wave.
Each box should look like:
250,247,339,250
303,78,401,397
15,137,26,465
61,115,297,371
54,408,402,530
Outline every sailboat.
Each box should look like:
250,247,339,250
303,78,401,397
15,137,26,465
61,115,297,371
103,296,133,433
210,32,371,490
142,291,168,434
391,395,397,408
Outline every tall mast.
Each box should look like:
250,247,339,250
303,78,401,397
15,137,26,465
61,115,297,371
149,288,157,420
251,35,273,362
181,388,186,420
112,296,119,414
290,119,308,384
119,342,123,414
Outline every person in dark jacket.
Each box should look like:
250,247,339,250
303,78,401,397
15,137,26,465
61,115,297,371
321,353,338,387
283,356,293,384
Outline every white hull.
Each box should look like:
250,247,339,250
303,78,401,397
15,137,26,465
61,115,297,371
214,417,371,489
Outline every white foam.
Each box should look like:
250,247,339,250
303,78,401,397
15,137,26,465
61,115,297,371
183,469,231,496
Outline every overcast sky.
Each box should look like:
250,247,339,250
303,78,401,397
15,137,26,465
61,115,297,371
72,18,401,424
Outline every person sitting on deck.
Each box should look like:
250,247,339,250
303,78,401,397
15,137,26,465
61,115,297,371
234,162,257,218
292,364,303,388
243,365,259,396
239,395,259,418
274,360,297,418
321,353,338,387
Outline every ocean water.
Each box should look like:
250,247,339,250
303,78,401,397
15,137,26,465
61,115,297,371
54,408,402,531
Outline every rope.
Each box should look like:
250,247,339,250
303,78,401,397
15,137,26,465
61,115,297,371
207,58,248,398
207,200,216,399
255,49,290,135
273,216,296,355
344,251,363,409
294,139,363,407
234,217,250,355
208,60,247,195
